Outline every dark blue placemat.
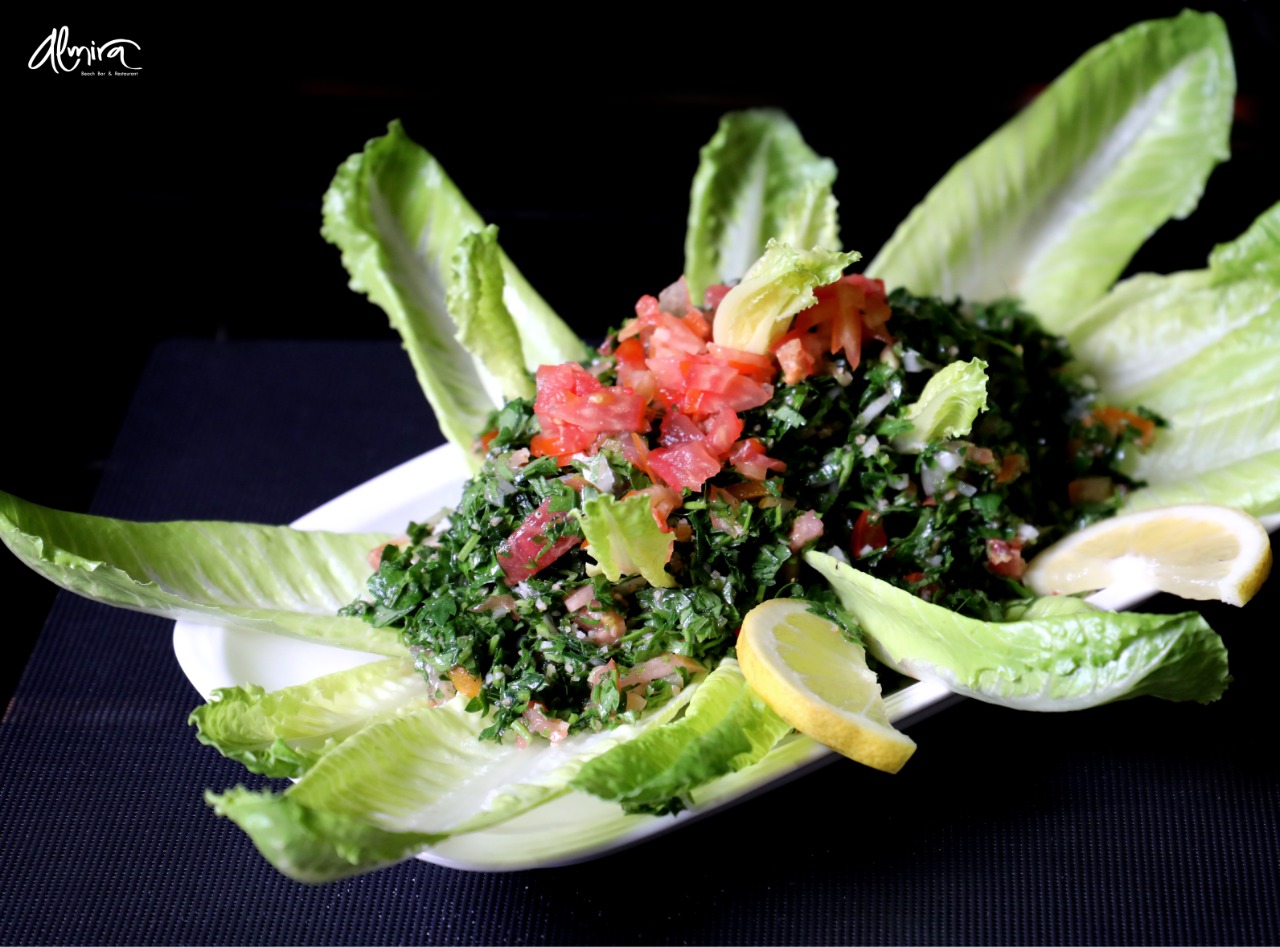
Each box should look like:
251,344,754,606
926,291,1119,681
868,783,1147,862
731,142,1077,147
2,339,1277,945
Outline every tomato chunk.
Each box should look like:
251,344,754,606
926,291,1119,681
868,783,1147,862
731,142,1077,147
985,538,1026,579
499,498,581,584
852,509,888,558
648,440,722,492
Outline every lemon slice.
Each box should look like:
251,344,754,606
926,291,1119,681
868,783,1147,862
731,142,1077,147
737,598,916,773
1023,504,1273,607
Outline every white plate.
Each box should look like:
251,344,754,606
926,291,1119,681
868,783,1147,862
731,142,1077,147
172,445,1275,871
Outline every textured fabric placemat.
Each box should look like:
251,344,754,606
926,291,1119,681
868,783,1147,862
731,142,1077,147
2,339,1276,945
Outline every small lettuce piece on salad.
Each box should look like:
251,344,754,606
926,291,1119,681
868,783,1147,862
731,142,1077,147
712,241,860,354
890,358,989,454
806,551,1230,710
574,493,677,588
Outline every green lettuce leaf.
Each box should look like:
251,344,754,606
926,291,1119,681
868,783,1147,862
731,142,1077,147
322,120,587,461
806,550,1230,710
190,658,433,778
0,491,401,656
1056,205,1279,517
684,110,840,300
711,241,860,354
447,225,537,403
207,786,442,884
574,493,676,588
1121,381,1280,487
1123,450,1280,518
866,10,1235,331
571,658,792,813
204,683,698,882
890,358,989,453
1064,204,1280,408
1208,200,1280,281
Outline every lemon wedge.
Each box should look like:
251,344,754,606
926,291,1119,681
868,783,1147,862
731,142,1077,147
1023,504,1273,607
736,598,916,773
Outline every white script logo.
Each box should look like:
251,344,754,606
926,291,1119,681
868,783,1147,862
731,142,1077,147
28,26,142,73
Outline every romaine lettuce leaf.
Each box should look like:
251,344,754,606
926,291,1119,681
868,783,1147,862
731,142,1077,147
447,225,537,404
890,358,989,454
1123,451,1280,519
574,493,676,588
1121,381,1280,488
571,658,792,813
684,110,840,300
322,120,587,462
190,658,432,778
1053,204,1279,517
207,786,442,884
712,241,860,354
1064,203,1280,406
0,491,401,655
866,10,1235,331
205,683,698,882
806,550,1230,710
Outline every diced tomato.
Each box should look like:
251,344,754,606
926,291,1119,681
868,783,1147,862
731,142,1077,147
728,437,787,481
658,277,693,318
788,509,824,552
722,481,770,500
985,538,1026,579
621,432,658,482
448,666,483,700
776,337,816,385
965,445,996,467
535,362,602,417
706,343,775,383
532,361,647,458
556,387,648,433
1089,406,1157,448
626,484,683,531
995,453,1027,484
478,428,499,452
704,284,732,310
1068,476,1114,505
700,407,744,461
852,509,887,558
634,296,707,357
529,423,594,463
498,498,581,584
683,375,773,415
575,609,627,647
613,336,646,369
682,307,712,340
659,410,704,447
844,274,892,342
815,280,865,369
523,702,569,743
648,440,722,492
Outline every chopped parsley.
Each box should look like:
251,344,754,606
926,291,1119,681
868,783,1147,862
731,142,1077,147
343,289,1157,742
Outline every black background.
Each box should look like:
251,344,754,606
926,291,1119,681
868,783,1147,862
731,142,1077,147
4,6,1275,757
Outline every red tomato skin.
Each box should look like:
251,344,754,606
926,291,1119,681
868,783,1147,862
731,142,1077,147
852,509,888,557
985,538,1026,578
499,498,581,584
648,440,722,492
